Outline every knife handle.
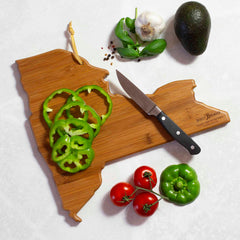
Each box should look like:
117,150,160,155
157,111,201,155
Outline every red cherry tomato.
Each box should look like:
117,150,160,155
110,182,136,206
133,192,159,216
134,166,157,189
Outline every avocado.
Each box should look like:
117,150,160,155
174,1,211,55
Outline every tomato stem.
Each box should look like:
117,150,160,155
149,178,153,190
143,204,151,213
118,192,135,203
149,197,162,207
143,171,157,190
135,186,169,200
130,188,138,197
143,198,162,213
143,171,152,178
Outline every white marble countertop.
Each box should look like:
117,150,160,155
1,0,240,239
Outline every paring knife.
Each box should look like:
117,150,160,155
116,70,201,155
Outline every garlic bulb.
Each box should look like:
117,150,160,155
135,11,165,42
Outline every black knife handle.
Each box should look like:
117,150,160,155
157,111,201,155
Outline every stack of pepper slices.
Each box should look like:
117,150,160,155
42,86,113,173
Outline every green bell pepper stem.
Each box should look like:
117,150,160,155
42,88,85,128
57,147,95,173
160,163,200,205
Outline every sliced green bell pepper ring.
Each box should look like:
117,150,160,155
51,135,71,162
43,88,85,128
57,147,95,173
160,163,200,205
49,118,94,148
57,96,89,122
54,100,88,123
70,135,92,150
54,101,102,137
43,86,113,174
74,85,113,125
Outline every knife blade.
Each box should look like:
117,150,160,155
116,70,201,155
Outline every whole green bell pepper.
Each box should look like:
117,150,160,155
160,163,200,205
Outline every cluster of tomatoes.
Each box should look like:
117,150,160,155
110,166,161,217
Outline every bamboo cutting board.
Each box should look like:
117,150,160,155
17,49,230,222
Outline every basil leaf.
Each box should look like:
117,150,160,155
116,47,139,59
115,18,135,46
140,39,167,57
125,17,135,33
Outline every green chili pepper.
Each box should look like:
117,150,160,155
160,163,200,205
74,85,113,125
139,39,167,57
43,88,84,128
57,147,95,173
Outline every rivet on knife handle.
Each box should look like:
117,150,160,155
157,111,201,155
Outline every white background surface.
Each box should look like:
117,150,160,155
1,0,240,239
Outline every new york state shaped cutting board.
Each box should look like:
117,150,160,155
16,49,230,222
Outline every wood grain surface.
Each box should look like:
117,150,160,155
16,49,230,222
